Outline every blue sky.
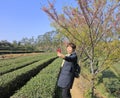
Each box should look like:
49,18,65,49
0,0,75,42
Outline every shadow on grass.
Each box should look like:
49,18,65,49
102,70,117,78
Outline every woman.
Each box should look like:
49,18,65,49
57,43,77,98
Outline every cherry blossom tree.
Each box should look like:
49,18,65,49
42,0,120,97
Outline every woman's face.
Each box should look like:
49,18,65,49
67,46,74,54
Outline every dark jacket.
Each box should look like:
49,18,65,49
57,52,77,89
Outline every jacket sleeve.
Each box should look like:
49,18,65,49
64,54,77,62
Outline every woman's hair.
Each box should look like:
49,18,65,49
67,43,76,50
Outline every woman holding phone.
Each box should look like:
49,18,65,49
57,43,77,98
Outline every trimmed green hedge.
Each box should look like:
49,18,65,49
11,58,62,98
0,55,57,98
0,54,51,75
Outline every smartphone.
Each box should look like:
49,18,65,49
57,48,61,53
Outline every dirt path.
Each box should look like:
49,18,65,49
71,77,84,98
0,53,40,59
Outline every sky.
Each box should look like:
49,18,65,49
0,0,76,42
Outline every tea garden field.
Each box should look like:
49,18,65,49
0,53,62,98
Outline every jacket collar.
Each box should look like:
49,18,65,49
69,51,76,55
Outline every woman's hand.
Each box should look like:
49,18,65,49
57,52,65,59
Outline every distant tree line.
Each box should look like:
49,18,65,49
0,31,67,53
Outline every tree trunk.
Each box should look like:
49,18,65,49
90,59,95,98
91,75,95,98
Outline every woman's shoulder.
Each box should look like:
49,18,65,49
71,52,77,56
